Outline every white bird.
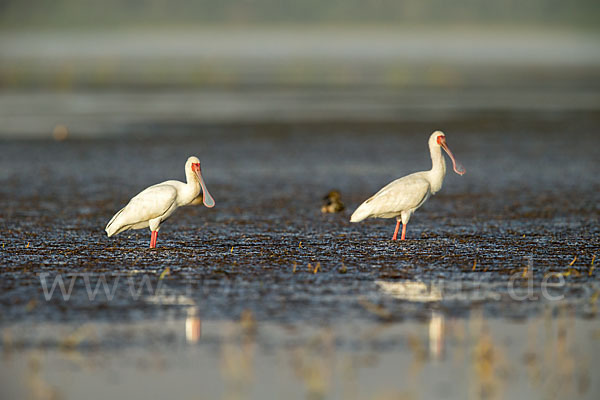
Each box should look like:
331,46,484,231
350,131,465,240
105,156,215,248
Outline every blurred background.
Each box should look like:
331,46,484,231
0,0,598,138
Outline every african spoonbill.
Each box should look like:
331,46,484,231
350,131,465,240
105,156,215,248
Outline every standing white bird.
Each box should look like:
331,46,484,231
350,131,465,240
105,156,215,248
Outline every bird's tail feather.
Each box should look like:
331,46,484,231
105,207,126,237
350,202,372,222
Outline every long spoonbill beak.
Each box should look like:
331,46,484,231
438,137,466,175
192,163,215,208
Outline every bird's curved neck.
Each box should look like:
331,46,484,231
428,145,446,194
181,168,201,204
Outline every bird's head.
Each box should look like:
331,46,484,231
430,131,466,176
186,156,215,208
186,156,201,170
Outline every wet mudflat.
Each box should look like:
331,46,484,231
1,105,599,399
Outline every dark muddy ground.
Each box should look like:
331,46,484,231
1,106,599,399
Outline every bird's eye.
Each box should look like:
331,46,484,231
436,136,445,145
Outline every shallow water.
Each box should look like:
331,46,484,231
1,97,599,399
1,313,599,400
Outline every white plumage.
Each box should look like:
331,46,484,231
105,156,215,248
350,131,465,240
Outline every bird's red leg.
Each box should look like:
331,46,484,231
392,220,401,240
150,231,158,248
400,223,407,241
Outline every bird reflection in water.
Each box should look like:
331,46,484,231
429,311,445,362
185,307,202,344
376,280,446,362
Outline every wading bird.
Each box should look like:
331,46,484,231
105,156,215,248
350,131,465,240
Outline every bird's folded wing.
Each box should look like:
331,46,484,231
366,175,430,212
120,185,178,225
